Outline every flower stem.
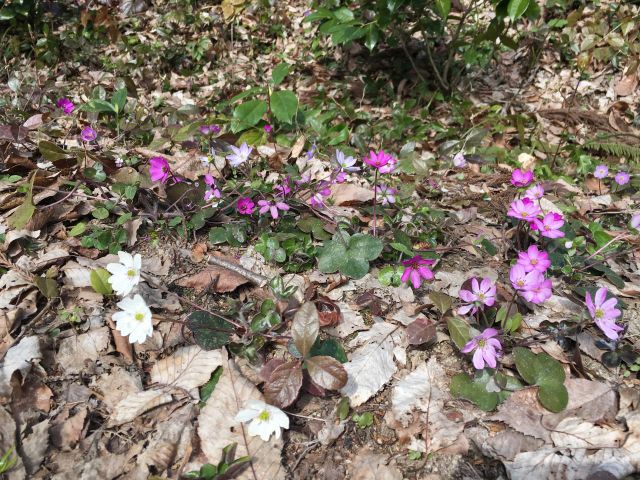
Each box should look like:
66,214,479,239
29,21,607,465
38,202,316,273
373,168,379,236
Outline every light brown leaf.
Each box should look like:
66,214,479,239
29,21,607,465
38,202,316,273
305,356,347,390
50,406,87,451
109,390,173,426
329,183,374,205
151,346,224,397
291,302,320,357
176,264,248,293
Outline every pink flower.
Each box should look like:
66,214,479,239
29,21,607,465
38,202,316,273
401,255,435,289
517,245,550,273
375,184,397,205
149,156,171,183
586,287,623,340
56,97,74,114
258,200,289,219
364,150,393,170
521,277,552,304
203,174,221,201
531,212,565,238
524,184,544,200
309,182,331,209
461,328,502,369
594,164,609,179
453,152,466,168
334,170,347,183
80,126,97,142
509,264,543,291
511,169,534,187
507,198,541,221
274,178,292,196
615,172,630,185
264,124,273,133
631,214,640,230
237,197,255,215
199,124,220,135
378,156,397,174
458,278,497,316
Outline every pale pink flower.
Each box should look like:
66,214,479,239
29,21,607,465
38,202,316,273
531,212,565,238
458,278,497,316
507,198,541,221
594,164,609,179
586,287,623,340
517,245,550,273
461,328,502,369
524,184,544,200
258,200,289,219
615,172,630,185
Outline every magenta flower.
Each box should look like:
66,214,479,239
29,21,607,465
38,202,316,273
511,169,534,187
401,255,435,289
258,200,289,219
594,164,609,179
615,172,630,185
531,212,565,238
453,152,466,168
80,126,97,142
517,245,550,273
586,287,623,340
199,125,211,135
524,183,544,200
309,182,332,209
149,156,171,183
334,170,347,183
461,328,502,369
264,124,273,133
274,178,292,196
378,156,397,174
364,150,393,170
507,198,541,221
56,97,74,114
509,264,543,291
458,278,497,316
521,277,552,304
237,197,255,215
375,184,397,205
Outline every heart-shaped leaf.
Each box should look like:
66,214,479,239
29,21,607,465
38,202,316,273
406,317,437,346
187,311,233,350
514,347,568,412
291,302,320,358
450,373,500,411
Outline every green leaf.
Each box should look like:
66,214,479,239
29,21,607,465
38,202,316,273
348,234,383,261
339,256,369,279
35,277,59,299
69,222,87,237
8,174,35,229
538,382,569,413
237,128,266,146
481,238,498,256
326,124,349,145
507,0,530,20
309,339,348,363
83,99,117,114
199,367,223,405
232,100,268,132
378,266,401,286
450,373,499,411
364,25,380,51
90,268,113,295
429,291,453,315
111,88,127,113
333,7,354,22
270,90,298,124
514,347,568,412
434,0,451,18
209,227,227,245
504,312,522,333
446,316,472,350
271,63,291,86
187,311,233,350
92,207,109,220
390,242,414,257
38,140,69,162
317,241,348,273
513,347,538,384
352,412,374,428
337,397,350,420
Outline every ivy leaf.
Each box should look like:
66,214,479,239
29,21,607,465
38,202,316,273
348,234,383,261
514,347,568,412
317,241,347,273
264,361,303,408
291,302,320,358
270,90,298,124
305,356,348,390
187,311,233,350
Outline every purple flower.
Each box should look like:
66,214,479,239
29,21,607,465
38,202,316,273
335,150,359,172
80,126,97,142
517,245,551,273
615,172,630,185
452,152,466,168
524,183,544,200
458,278,497,316
631,214,640,230
586,287,623,340
149,156,171,183
511,169,534,187
258,200,289,219
520,277,552,304
226,143,252,167
594,164,609,179
264,124,273,133
203,174,221,201
400,255,435,289
274,178,292,197
378,156,397,174
364,150,393,170
237,197,255,215
531,212,565,238
334,170,347,183
309,182,331,208
375,184,397,205
507,198,541,221
199,125,212,135
461,328,502,369
509,264,543,291
56,97,74,114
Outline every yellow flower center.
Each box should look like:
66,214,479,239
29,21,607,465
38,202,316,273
258,410,270,421
517,280,524,287
531,259,537,265
127,269,137,278
135,312,145,322
477,338,486,348
595,309,604,319
521,212,527,218
478,293,485,301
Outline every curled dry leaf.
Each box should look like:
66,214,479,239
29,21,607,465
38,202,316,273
291,302,319,357
315,295,342,327
0,336,42,396
264,360,303,408
305,355,347,390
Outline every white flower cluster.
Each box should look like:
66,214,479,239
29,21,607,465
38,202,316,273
106,251,153,344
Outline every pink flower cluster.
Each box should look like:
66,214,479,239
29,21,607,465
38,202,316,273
510,245,552,304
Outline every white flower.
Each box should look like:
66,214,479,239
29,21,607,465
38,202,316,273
564,240,574,249
335,150,359,172
235,400,289,441
226,142,252,167
453,152,466,168
106,251,142,297
199,155,211,167
112,294,153,344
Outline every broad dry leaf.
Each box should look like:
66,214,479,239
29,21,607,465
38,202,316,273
109,390,173,426
50,406,87,451
0,336,41,396
198,351,286,480
176,264,248,293
328,183,374,205
22,419,50,475
56,327,111,375
151,346,224,397
349,449,402,480
340,321,405,407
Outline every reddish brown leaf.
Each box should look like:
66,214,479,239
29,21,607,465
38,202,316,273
291,302,319,357
305,356,348,390
260,358,285,383
406,317,437,346
175,261,248,293
264,361,303,408
315,295,342,327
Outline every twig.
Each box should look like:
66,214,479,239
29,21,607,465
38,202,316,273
177,249,268,286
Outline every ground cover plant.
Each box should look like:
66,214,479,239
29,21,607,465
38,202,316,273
0,0,640,478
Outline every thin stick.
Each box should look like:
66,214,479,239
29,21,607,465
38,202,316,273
178,249,268,286
373,168,379,236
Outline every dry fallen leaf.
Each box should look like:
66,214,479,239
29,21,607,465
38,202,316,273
109,389,174,427
176,264,249,293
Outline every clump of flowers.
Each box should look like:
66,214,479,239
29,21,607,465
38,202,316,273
226,142,252,167
586,287,623,340
458,278,497,316
56,97,74,114
461,328,502,369
401,255,435,289
235,400,289,441
509,263,552,304
511,168,534,187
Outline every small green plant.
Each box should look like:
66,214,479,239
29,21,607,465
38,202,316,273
317,231,383,279
352,411,374,429
184,443,251,480
0,447,18,474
